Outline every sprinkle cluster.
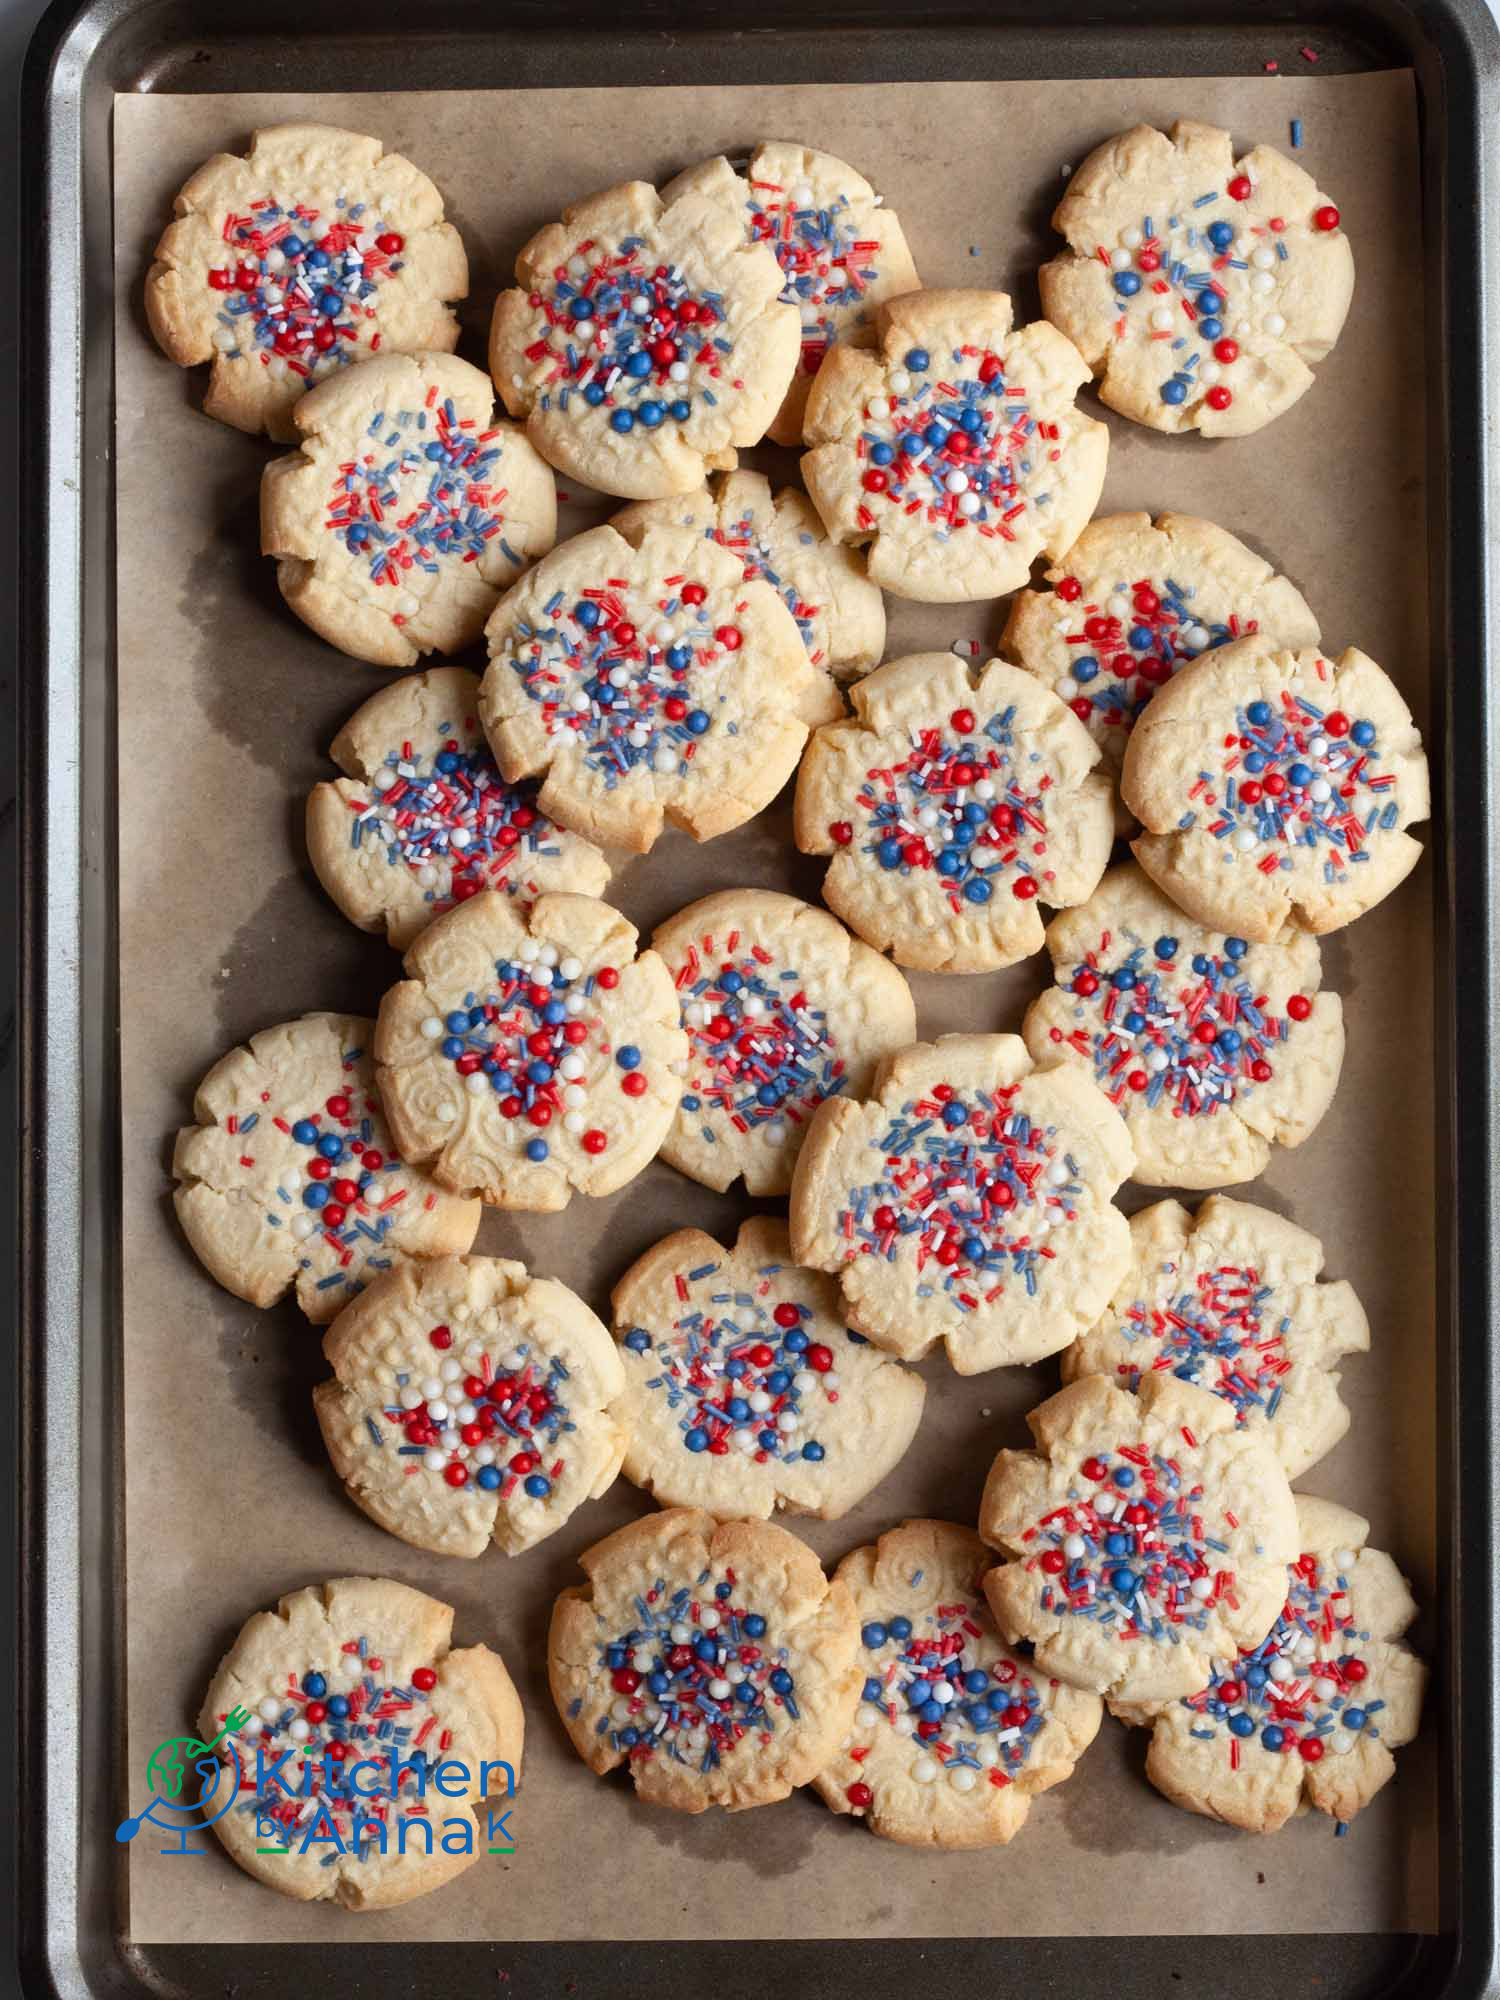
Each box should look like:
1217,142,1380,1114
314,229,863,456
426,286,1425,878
710,508,823,662
226,1636,446,1862
1181,1548,1382,1767
1102,184,1340,414
832,702,1054,914
673,930,847,1154
1196,693,1396,883
523,236,740,432
854,343,1060,542
847,1593,1048,1801
503,571,744,789
835,1084,1079,1312
371,1320,572,1502
1048,924,1311,1119
326,391,519,618
591,1572,797,1771
347,724,568,919
1047,571,1256,740
622,1257,845,1463
1023,1446,1231,1641
208,198,403,381
419,939,635,1162
1116,1263,1293,1425
746,172,880,377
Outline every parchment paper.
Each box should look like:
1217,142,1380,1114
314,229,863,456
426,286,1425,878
113,71,1437,1945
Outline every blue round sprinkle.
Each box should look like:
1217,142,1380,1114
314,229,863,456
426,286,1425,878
888,1617,912,1641
281,235,305,257
1074,657,1099,684
937,851,964,878
1351,719,1376,747
1111,1566,1138,1593
941,1100,968,1127
1113,270,1142,297
624,1329,650,1352
1111,968,1136,990
302,1673,327,1699
1123,1010,1145,1034
1287,761,1312,788
783,1328,808,1350
1155,936,1178,959
1245,1663,1269,1687
609,409,635,434
1113,1466,1136,1488
1198,288,1223,316
769,1668,793,1694
1262,1725,1285,1751
869,441,895,466
743,1614,767,1638
638,401,664,428
476,1465,502,1491
1128,625,1154,652
575,601,600,629
1228,1712,1256,1738
523,1474,551,1498
525,1137,549,1162
1225,936,1249,959
327,1695,349,1720
1343,1707,1367,1731
877,837,904,870
1246,699,1273,727
583,382,606,405
526,1060,553,1085
1160,377,1188,405
669,399,692,421
292,1118,318,1145
963,876,993,904
686,708,711,735
684,1427,708,1452
802,1441,825,1461
962,1235,986,1262
903,346,930,371
1217,1027,1242,1053
964,1670,990,1695
624,349,652,376
863,1677,883,1703
441,1037,464,1060
667,645,693,672
861,1622,888,1649
1198,316,1223,342
923,422,948,449
1207,220,1235,250
303,1184,330,1211
616,1045,641,1070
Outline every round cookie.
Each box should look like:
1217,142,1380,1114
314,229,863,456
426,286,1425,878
611,1216,925,1521
795,653,1115,974
800,288,1108,602
479,521,839,853
262,353,556,669
373,889,687,1210
1121,638,1430,941
814,1520,1102,1847
198,1576,522,1908
172,1012,480,1325
1038,118,1355,437
978,1372,1299,1703
1126,1497,1425,1832
145,123,468,442
612,469,885,682
788,1033,1134,1375
660,141,920,446
1063,1197,1370,1479
548,1508,861,1812
1000,511,1320,824
651,889,916,1197
488,176,798,499
308,668,610,952
315,1253,629,1558
1021,861,1344,1188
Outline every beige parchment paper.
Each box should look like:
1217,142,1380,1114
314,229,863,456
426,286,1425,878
113,70,1437,1945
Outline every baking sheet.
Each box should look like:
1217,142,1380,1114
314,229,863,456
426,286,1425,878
112,70,1437,1944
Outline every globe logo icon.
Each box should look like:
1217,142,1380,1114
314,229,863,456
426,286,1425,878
117,1707,250,1855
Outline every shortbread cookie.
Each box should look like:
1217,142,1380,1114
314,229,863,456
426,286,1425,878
315,1254,629,1558
1129,1498,1425,1832
199,1576,522,1908
979,1373,1299,1703
814,1521,1102,1846
1000,512,1320,821
548,1509,861,1812
612,1217,925,1521
262,353,555,669
173,1013,479,1324
1022,863,1344,1187
789,1034,1133,1375
374,890,686,1210
488,176,799,499
651,889,915,1197
1063,1197,1369,1479
612,470,885,682
795,654,1115,974
308,669,610,952
801,289,1107,602
661,142,920,446
1122,639,1430,941
146,123,467,442
1039,119,1354,436
479,521,838,853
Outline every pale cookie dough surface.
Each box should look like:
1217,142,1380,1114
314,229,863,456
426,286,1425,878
1022,862,1344,1188
262,353,556,669
1039,119,1354,437
479,521,838,853
488,176,798,498
1064,1197,1369,1480
374,890,686,1211
1000,511,1320,825
661,141,920,446
1122,639,1430,941
199,1576,523,1909
651,889,916,1197
549,1508,861,1812
979,1372,1299,1703
612,469,885,682
815,1520,1102,1848
795,654,1115,974
788,1033,1133,1375
1127,1497,1425,1832
308,668,609,953
145,123,467,442
172,1011,479,1325
315,1254,629,1559
612,1217,925,1521
801,288,1107,602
